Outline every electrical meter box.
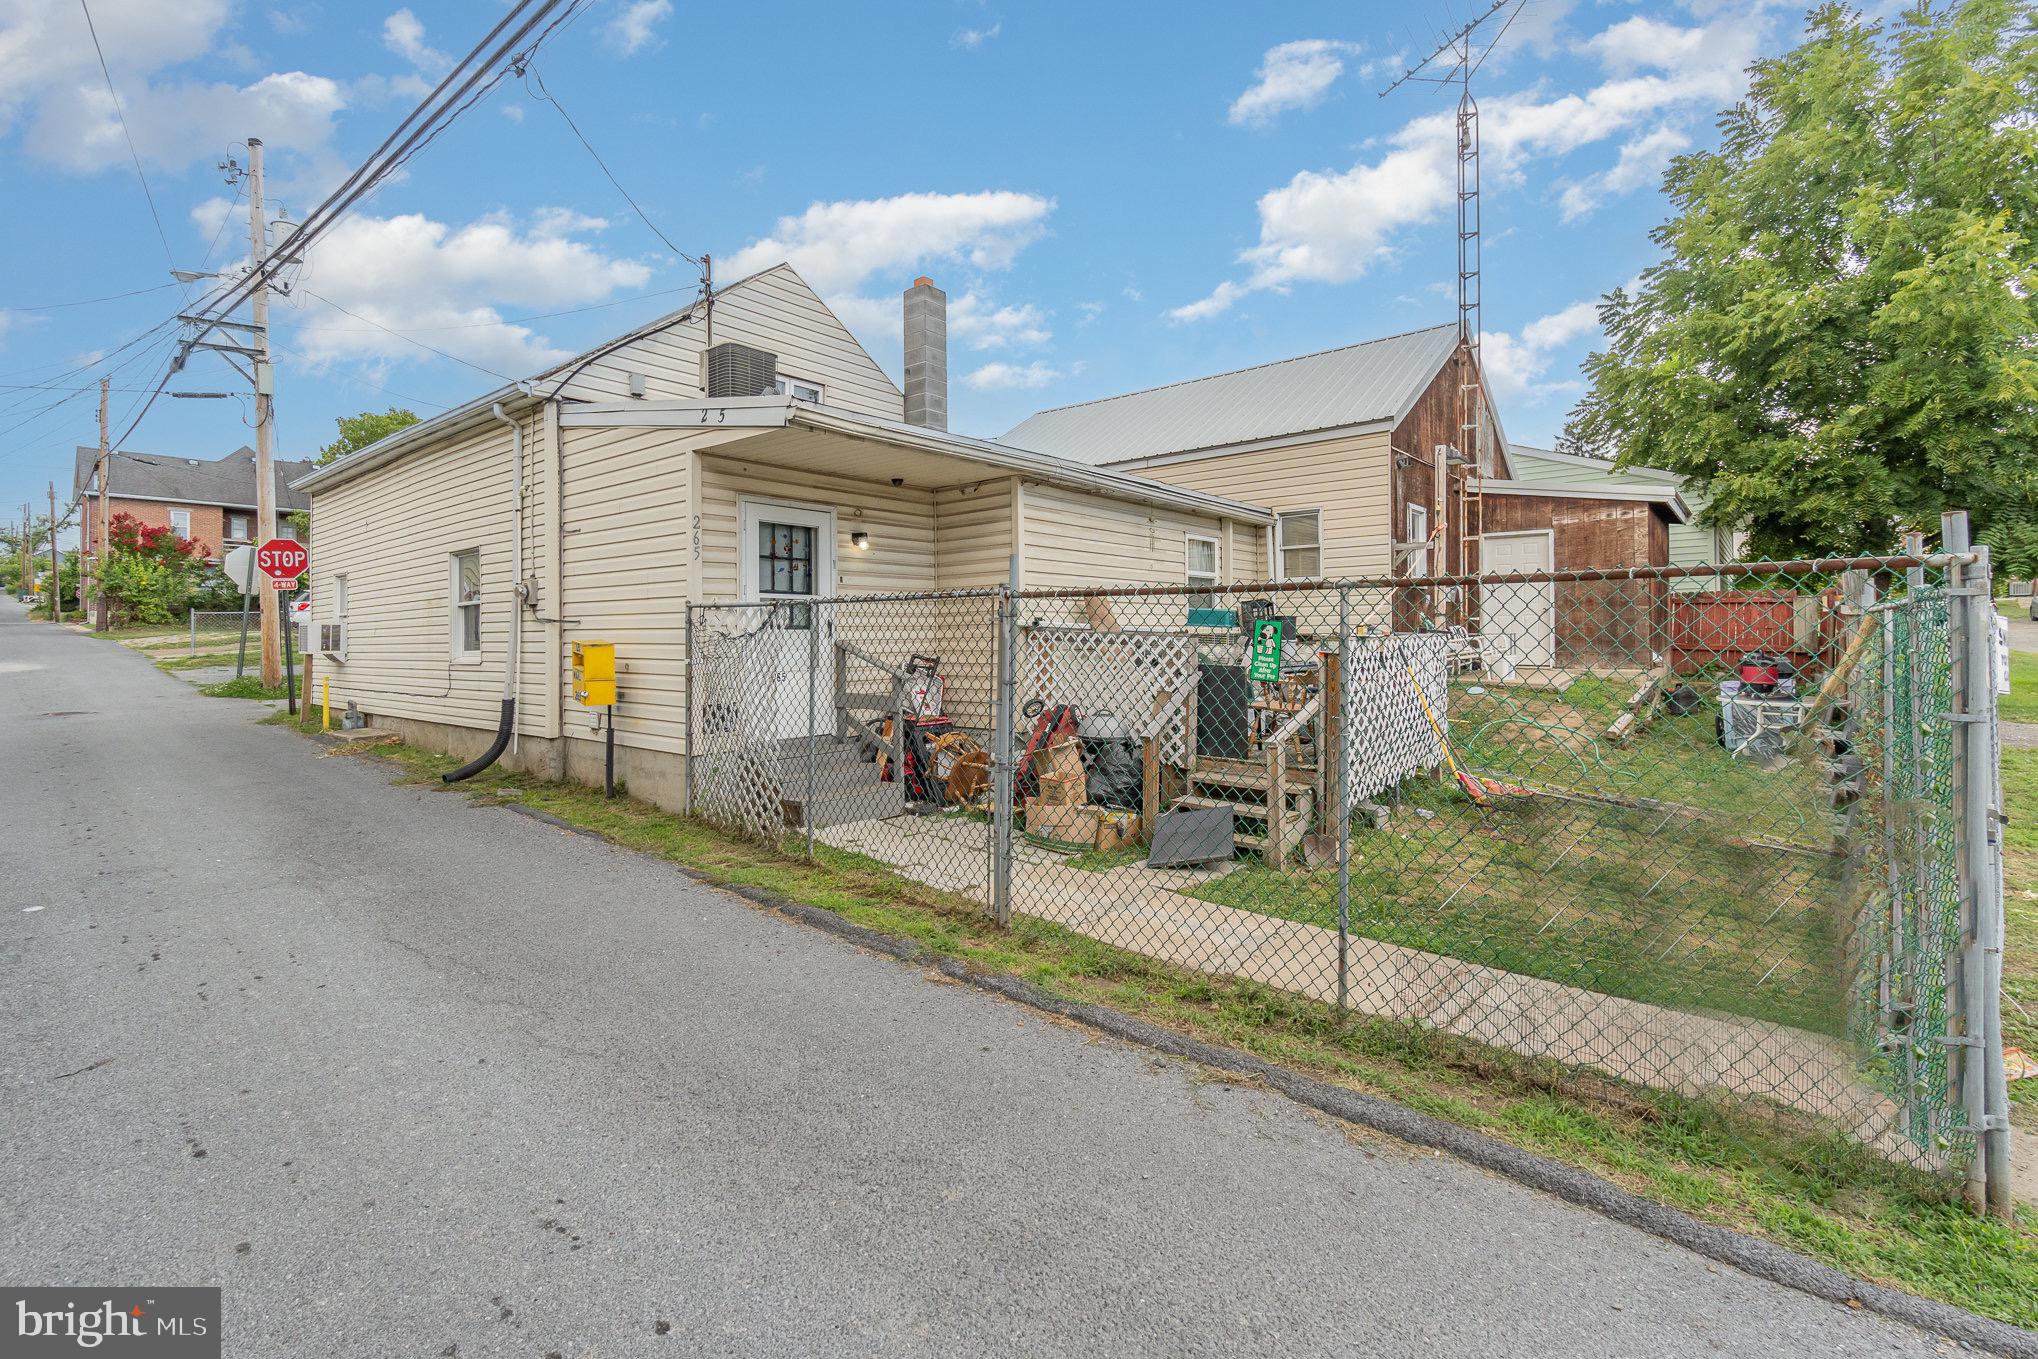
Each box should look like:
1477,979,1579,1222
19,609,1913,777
571,640,616,707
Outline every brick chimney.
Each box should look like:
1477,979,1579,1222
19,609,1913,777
903,276,947,430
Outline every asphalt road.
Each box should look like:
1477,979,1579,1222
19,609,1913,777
0,596,1967,1358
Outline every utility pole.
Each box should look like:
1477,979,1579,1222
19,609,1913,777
94,375,110,631
18,504,29,602
47,482,61,624
248,136,282,688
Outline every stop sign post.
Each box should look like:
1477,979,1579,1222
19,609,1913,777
257,538,308,589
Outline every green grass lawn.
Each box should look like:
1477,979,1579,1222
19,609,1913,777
1194,671,1847,1033
2002,747,2037,1109
200,674,299,701
2002,649,2038,726
260,717,2037,1328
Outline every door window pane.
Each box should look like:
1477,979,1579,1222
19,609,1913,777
758,522,817,597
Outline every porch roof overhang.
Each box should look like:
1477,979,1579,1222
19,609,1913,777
560,396,1276,525
1480,478,1693,525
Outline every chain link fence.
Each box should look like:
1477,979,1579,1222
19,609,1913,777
686,546,2008,1191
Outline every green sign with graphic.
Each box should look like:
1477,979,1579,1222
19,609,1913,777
1248,619,1284,681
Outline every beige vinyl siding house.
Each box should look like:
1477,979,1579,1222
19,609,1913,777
298,265,1271,809
1002,325,1510,587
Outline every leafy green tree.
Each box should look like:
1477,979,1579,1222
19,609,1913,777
295,406,421,540
1563,1,2038,573
315,406,419,466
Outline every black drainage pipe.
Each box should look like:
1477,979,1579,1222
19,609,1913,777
443,699,515,783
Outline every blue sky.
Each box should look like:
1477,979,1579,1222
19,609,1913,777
0,0,1812,529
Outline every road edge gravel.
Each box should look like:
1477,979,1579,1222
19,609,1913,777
474,796,2037,1356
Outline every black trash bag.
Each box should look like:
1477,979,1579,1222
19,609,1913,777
1081,710,1142,809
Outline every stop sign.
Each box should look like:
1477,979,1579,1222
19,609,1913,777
257,537,309,588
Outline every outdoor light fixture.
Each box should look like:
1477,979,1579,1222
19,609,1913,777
1444,446,1473,467
850,531,870,551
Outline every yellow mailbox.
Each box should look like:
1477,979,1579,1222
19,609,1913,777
571,639,617,707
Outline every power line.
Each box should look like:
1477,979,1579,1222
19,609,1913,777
299,290,517,381
301,282,701,334
1,282,179,313
523,65,701,268
77,0,181,288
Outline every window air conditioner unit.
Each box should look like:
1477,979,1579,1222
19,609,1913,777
318,622,347,658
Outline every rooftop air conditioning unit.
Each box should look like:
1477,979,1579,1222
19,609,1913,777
704,342,778,399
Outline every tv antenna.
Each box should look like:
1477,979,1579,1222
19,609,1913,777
1382,0,1525,578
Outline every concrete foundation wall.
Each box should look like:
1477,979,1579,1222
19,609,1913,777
373,711,689,814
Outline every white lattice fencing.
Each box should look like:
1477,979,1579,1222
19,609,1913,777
1019,626,1199,763
1345,631,1450,802
690,604,800,841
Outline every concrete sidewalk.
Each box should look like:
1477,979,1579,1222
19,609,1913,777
820,815,1907,1149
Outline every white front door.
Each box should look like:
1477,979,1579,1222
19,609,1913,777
738,498,837,741
1480,530,1556,668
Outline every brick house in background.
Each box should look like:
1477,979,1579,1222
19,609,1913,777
73,445,312,565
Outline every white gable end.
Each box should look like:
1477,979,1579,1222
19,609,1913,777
549,264,903,420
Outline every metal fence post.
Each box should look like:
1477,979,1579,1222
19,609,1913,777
1335,584,1352,1011
683,604,697,819
1942,511,2009,1215
189,610,197,656
805,601,819,860
991,557,1018,928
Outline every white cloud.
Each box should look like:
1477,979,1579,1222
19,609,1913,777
604,0,672,56
949,293,1050,350
287,209,653,374
499,103,525,123
964,361,1060,391
1076,300,1104,326
953,22,1001,49
381,9,447,70
1557,124,1690,221
0,0,352,174
1481,299,1601,402
188,195,235,242
24,70,347,173
723,190,1055,373
1168,280,1249,323
724,190,1052,296
1177,5,1770,318
1229,39,1364,128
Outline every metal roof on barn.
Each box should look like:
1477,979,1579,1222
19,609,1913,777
1001,323,1458,466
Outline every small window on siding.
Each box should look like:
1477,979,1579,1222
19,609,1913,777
169,508,192,540
1404,504,1430,577
1276,510,1321,580
450,550,481,658
1186,534,1220,608
226,513,250,542
774,374,825,403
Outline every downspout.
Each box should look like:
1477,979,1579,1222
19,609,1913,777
444,399,526,782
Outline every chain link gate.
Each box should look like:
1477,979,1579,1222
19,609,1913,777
684,546,2007,1188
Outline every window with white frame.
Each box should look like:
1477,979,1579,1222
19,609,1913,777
1404,504,1430,577
322,574,349,660
1186,533,1220,608
1276,509,1321,580
450,550,481,658
774,374,825,403
226,512,250,542
168,508,192,540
